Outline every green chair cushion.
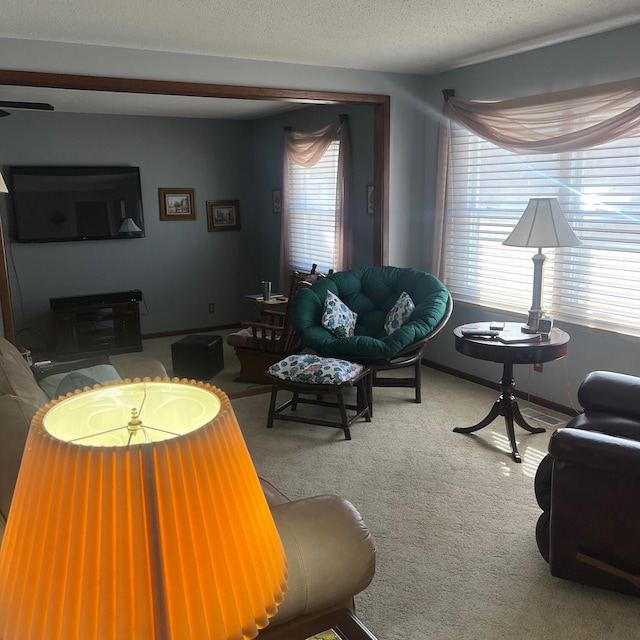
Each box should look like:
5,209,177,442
292,266,450,359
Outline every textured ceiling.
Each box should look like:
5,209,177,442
2,0,640,119
3,0,640,75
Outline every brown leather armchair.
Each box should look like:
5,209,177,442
257,479,376,637
535,370,640,596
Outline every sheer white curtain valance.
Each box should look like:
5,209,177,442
284,123,341,165
443,76,640,154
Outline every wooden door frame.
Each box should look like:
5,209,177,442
0,69,390,345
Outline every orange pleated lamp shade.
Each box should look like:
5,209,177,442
0,378,287,640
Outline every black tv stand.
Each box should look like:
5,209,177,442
50,291,143,358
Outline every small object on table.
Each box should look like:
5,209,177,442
460,328,499,338
496,329,543,344
261,279,272,301
538,315,554,335
453,322,570,463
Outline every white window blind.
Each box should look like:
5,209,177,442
287,139,340,274
444,120,640,337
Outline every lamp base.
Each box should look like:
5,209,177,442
521,308,543,333
521,324,540,334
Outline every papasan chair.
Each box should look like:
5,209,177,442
291,266,452,403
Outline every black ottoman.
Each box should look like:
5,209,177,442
171,335,224,380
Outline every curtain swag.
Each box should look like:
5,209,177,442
443,76,640,154
284,123,342,166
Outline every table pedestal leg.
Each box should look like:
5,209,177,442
453,362,546,463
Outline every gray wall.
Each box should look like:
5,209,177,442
2,27,640,407
422,24,640,408
0,37,427,267
1,111,250,349
0,103,374,352
0,37,421,353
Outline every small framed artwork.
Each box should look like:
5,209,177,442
207,199,241,232
159,188,196,220
366,184,374,215
272,189,282,213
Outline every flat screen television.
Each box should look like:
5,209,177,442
8,166,145,243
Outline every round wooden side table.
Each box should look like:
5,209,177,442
453,322,570,463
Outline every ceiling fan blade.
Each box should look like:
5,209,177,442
0,101,54,111
0,110,9,118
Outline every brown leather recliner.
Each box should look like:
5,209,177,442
535,370,640,596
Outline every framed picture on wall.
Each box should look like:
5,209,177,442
159,188,196,220
366,184,374,214
207,199,241,232
272,189,282,213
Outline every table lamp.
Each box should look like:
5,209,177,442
503,197,581,333
0,378,288,640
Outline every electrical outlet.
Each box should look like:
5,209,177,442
534,362,543,373
208,303,215,314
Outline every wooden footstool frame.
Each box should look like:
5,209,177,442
266,367,372,440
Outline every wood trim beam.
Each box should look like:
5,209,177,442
373,97,390,265
0,70,388,105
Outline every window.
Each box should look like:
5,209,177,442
281,119,350,280
286,139,340,275
444,121,640,337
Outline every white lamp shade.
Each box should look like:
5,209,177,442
118,217,143,234
43,381,219,445
503,198,581,248
0,173,7,194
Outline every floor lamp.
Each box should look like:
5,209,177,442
0,379,288,640
503,198,581,333
0,172,15,344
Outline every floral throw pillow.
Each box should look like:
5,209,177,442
384,291,415,335
321,290,358,338
268,354,364,384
